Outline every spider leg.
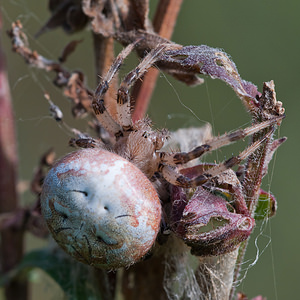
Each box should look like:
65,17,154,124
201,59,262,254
160,129,274,188
93,42,136,112
116,44,167,131
92,43,137,137
93,99,123,137
69,137,103,149
160,116,283,166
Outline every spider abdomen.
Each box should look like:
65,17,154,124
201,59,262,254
41,148,162,269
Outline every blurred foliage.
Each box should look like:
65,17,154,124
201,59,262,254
254,190,277,221
0,248,102,299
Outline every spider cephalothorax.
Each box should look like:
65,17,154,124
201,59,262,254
40,41,285,269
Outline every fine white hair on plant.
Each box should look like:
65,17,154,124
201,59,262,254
163,126,238,300
163,236,203,300
233,216,272,288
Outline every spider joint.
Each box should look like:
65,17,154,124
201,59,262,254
225,156,241,169
228,129,246,142
92,99,105,114
117,87,129,105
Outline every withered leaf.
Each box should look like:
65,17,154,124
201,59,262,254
171,185,255,256
36,0,88,37
59,39,83,63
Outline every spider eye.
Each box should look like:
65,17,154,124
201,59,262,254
142,131,149,138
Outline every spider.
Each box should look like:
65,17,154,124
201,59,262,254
41,42,284,270
91,43,281,190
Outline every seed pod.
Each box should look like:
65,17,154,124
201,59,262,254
41,148,161,269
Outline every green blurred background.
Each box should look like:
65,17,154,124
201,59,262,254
1,0,298,299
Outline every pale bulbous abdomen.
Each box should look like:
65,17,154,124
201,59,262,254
41,148,162,269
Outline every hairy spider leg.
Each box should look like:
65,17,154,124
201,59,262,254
160,116,283,166
160,129,274,188
93,99,123,137
92,43,136,137
116,44,168,131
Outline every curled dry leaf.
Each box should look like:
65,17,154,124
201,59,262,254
171,166,255,256
82,0,115,37
36,0,88,37
59,39,83,63
63,72,93,118
82,0,151,37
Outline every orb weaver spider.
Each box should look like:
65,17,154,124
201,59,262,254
41,41,285,269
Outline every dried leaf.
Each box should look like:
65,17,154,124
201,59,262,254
127,0,150,31
82,0,115,37
36,0,88,37
59,39,83,63
63,72,93,117
172,185,255,256
0,248,101,299
83,0,151,38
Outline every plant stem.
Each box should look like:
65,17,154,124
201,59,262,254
132,0,183,122
0,14,27,300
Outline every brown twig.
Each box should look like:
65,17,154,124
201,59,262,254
230,81,285,299
0,14,27,300
131,0,183,122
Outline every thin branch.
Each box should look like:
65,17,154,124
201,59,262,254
0,14,27,300
131,0,183,122
230,81,285,299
